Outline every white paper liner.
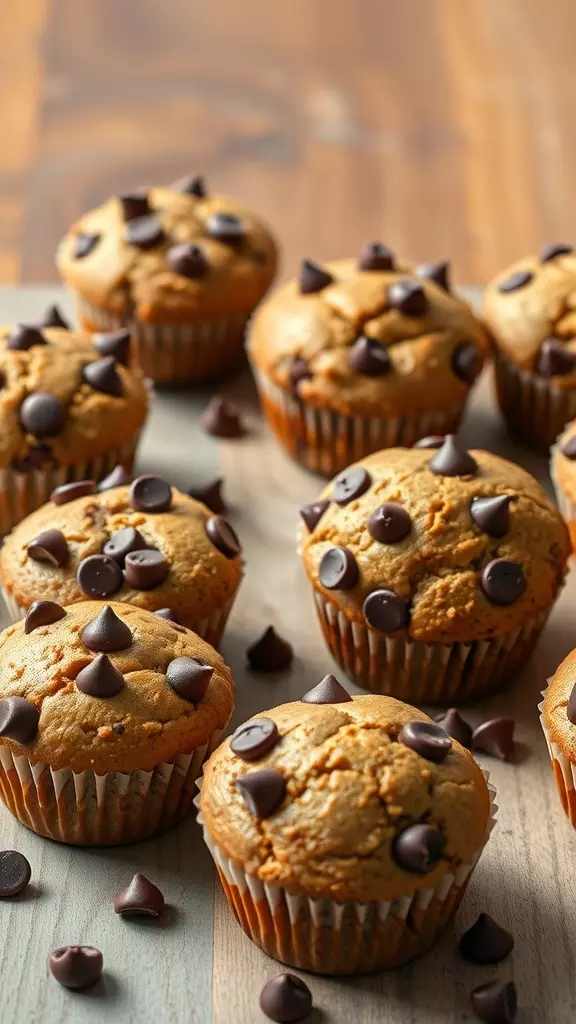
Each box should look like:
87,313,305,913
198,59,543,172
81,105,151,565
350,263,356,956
494,348,576,449
539,685,576,827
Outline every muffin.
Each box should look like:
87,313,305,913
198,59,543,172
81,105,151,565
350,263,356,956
484,243,576,448
0,316,148,537
57,176,278,384
198,688,495,974
550,419,576,550
299,436,569,702
0,600,234,844
247,248,489,475
540,652,576,827
0,474,243,648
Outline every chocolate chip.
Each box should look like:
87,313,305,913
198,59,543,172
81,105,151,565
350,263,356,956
299,259,334,294
206,515,241,558
154,608,180,624
413,435,445,449
435,708,472,748
187,478,226,514
124,548,169,590
392,823,444,874
399,721,452,763
48,946,103,990
24,600,66,634
236,769,286,818
363,589,409,632
460,914,514,964
470,980,517,1024
332,466,371,505
20,393,65,437
452,342,481,383
167,242,208,279
7,324,48,351
567,683,576,724
104,527,147,567
470,495,512,538
0,697,39,743
166,657,213,702
83,356,124,397
259,974,313,1023
289,356,313,395
94,329,131,366
51,480,97,505
27,529,69,568
200,397,245,438
231,718,280,760
81,605,132,652
247,627,293,671
74,233,100,259
301,674,352,704
130,475,172,513
77,554,124,598
368,503,411,544
358,241,395,272
429,434,478,477
0,850,31,897
472,717,515,761
388,279,428,316
348,336,391,376
561,436,576,460
114,873,165,917
541,242,573,263
417,260,451,292
40,304,69,329
12,445,54,472
112,722,125,734
497,270,533,293
119,190,150,221
97,464,131,490
536,338,575,377
76,654,125,697
481,559,525,605
318,546,359,589
205,212,245,244
299,499,330,533
124,215,165,249
171,174,206,197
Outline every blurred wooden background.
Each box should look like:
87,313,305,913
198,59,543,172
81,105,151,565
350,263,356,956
2,0,576,286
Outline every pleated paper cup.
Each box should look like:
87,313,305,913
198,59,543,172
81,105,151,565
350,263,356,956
494,348,576,450
539,686,576,827
195,775,497,975
550,442,576,551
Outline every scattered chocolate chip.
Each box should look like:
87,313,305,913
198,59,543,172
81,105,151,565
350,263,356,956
200,397,245,438
51,480,97,505
299,499,330,533
561,436,576,460
260,973,313,1023
166,657,213,702
435,708,472,748
388,278,428,316
7,324,48,351
206,515,241,558
363,589,409,632
472,717,515,761
417,260,451,292
76,654,125,698
301,674,352,704
358,241,395,272
130,474,172,513
187,478,225,514
460,914,514,964
0,850,31,897
236,769,286,818
24,600,66,634
124,215,165,249
167,242,208,279
97,464,131,490
171,174,207,197
470,495,512,537
392,823,444,874
368,503,411,544
205,211,245,245
319,546,359,589
48,946,103,990
114,873,165,917
536,338,575,377
497,270,533,293
470,980,517,1024
452,342,481,383
74,233,100,259
0,697,39,744
332,466,371,505
299,259,334,295
429,435,478,477
93,328,131,365
77,554,124,598
399,721,452,763
119,190,151,221
27,529,69,568
540,242,573,263
154,608,180,624
231,718,280,761
104,527,147,567
124,548,169,589
81,605,132,652
567,683,576,724
481,559,526,605
40,304,69,330
349,336,391,376
83,356,124,397
289,356,313,395
413,435,445,449
12,445,54,472
20,392,65,438
247,627,293,671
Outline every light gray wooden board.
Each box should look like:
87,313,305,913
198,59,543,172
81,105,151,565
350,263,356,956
0,287,575,1023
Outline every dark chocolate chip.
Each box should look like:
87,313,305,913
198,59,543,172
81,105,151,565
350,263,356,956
114,873,165,917
12,444,54,472
567,683,576,724
74,233,100,259
124,215,165,249
81,605,132,652
259,973,313,1023
187,478,226,514
399,721,452,763
48,946,103,990
460,914,514,964
540,242,573,263
40,304,69,330
51,480,97,505
119,190,150,221
154,608,180,624
299,499,330,533
0,850,31,897
435,708,472,748
363,589,409,632
358,241,395,272
167,242,208,279
299,259,334,295
7,324,48,351
206,515,241,558
130,475,172,513
205,212,245,244
536,338,575,377
236,769,286,818
76,654,125,698
124,548,169,590
413,435,445,449
301,674,352,704
332,466,371,505
348,336,391,376
93,329,131,366
472,717,515,761
318,546,359,589
561,436,576,460
470,980,517,1024
289,356,313,395
97,464,131,491
368,503,411,544
429,434,478,477
83,356,124,397
24,600,66,634
200,397,245,438
27,529,69,568
452,342,481,383
20,392,65,437
392,823,444,874
166,657,213,702
231,718,280,761
470,495,512,538
112,722,125,734
247,627,293,672
171,174,206,197
103,527,147,567
497,270,533,293
417,259,451,292
388,278,428,316
0,697,39,743
481,559,525,605
77,554,124,598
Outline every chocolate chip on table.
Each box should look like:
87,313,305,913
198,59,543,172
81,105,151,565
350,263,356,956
7,324,48,351
130,474,172,513
416,259,451,292
470,980,517,1024
561,436,576,460
392,823,444,874
0,850,31,897
166,657,214,702
124,548,169,590
299,499,330,533
97,464,131,491
83,356,124,397
205,211,245,244
40,304,69,330
536,338,576,377
413,435,445,449
48,946,103,990
188,478,226,514
20,393,65,437
567,683,576,724
51,480,97,505
206,515,241,558
0,697,40,743
452,342,481,383
81,605,133,652
332,466,371,505
318,546,359,589
24,600,66,634
363,589,410,632
104,527,147,567
435,708,473,748
301,674,352,704
236,769,286,818
200,397,245,438
497,270,533,293
460,913,514,964
481,559,526,605
259,973,313,1023
299,258,334,295
77,554,124,598
399,721,452,763
540,242,573,262
231,718,280,760
76,654,125,698
171,174,207,197
154,607,181,624
119,190,151,221
368,503,411,543
388,278,428,316
470,495,512,538
348,336,391,376
124,215,166,249
167,242,208,279
114,873,165,917
472,717,515,761
27,529,69,568
429,434,478,477
289,356,313,395
94,328,131,365
247,627,293,672
358,241,395,272
74,233,100,259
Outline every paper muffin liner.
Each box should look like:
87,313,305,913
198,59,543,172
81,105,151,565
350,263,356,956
195,773,497,974
251,365,466,476
494,349,576,450
549,441,576,551
539,685,576,827
311,590,550,704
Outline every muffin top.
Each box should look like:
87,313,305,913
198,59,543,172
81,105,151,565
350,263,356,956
200,689,490,902
0,476,243,623
0,601,234,773
300,438,569,644
57,178,278,323
484,243,576,384
551,420,576,502
542,650,576,761
248,248,489,417
0,319,148,470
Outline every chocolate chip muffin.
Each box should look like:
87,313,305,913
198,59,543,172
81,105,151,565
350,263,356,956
0,314,148,537
484,243,576,448
550,419,576,551
198,687,494,973
0,474,243,648
247,248,489,475
299,436,569,702
540,649,576,827
57,176,278,384
0,600,234,844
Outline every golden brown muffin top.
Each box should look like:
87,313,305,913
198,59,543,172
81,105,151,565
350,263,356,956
247,252,489,417
0,478,243,624
0,322,148,469
550,419,576,502
56,180,278,323
0,601,234,773
542,650,576,761
200,691,490,903
300,440,569,644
